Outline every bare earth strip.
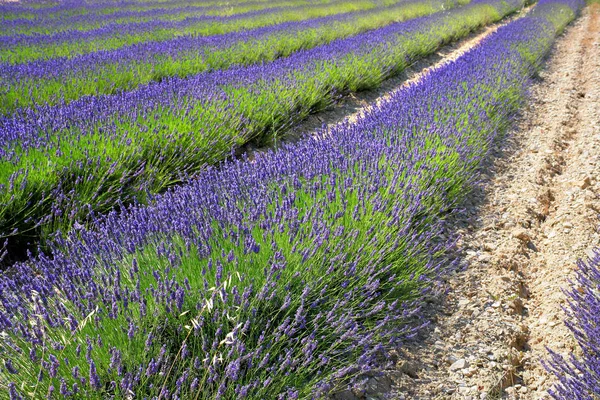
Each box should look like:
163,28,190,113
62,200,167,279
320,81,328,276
386,4,600,400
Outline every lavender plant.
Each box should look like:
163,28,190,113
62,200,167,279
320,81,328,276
0,0,583,397
0,0,525,264
545,248,600,398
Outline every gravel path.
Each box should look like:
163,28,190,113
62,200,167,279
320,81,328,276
387,4,600,399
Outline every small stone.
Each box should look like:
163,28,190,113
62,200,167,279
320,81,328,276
444,387,456,394
484,243,496,252
398,360,419,378
510,298,524,315
458,386,470,394
450,359,468,371
514,230,531,242
581,176,592,189
563,222,574,229
479,254,492,263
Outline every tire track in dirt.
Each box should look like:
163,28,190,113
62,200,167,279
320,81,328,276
385,4,600,399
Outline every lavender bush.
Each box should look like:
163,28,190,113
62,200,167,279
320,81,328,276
546,248,600,398
0,0,583,397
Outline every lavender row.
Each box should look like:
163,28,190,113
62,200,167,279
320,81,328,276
0,0,328,37
0,0,523,260
0,0,385,63
0,0,516,155
0,0,457,111
545,248,600,397
0,4,300,47
0,0,276,21
0,0,583,397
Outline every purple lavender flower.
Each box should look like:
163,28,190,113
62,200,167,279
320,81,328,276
89,360,101,390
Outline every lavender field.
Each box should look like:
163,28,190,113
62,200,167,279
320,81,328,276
0,0,597,398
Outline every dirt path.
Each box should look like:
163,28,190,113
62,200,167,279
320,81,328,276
386,4,600,399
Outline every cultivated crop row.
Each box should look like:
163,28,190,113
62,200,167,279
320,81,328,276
0,0,525,262
0,0,465,110
0,0,583,397
0,0,342,36
0,0,403,63
0,0,298,22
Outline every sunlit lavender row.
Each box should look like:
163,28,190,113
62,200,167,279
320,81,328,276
0,0,583,397
0,0,292,23
0,0,461,110
0,0,394,63
0,0,336,36
0,0,520,264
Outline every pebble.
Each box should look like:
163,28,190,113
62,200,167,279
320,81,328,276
581,176,592,189
514,229,531,242
519,386,528,394
479,254,492,263
449,359,468,371
484,243,497,251
458,386,470,394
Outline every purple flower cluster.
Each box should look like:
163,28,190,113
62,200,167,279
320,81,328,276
0,0,583,397
545,249,600,398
